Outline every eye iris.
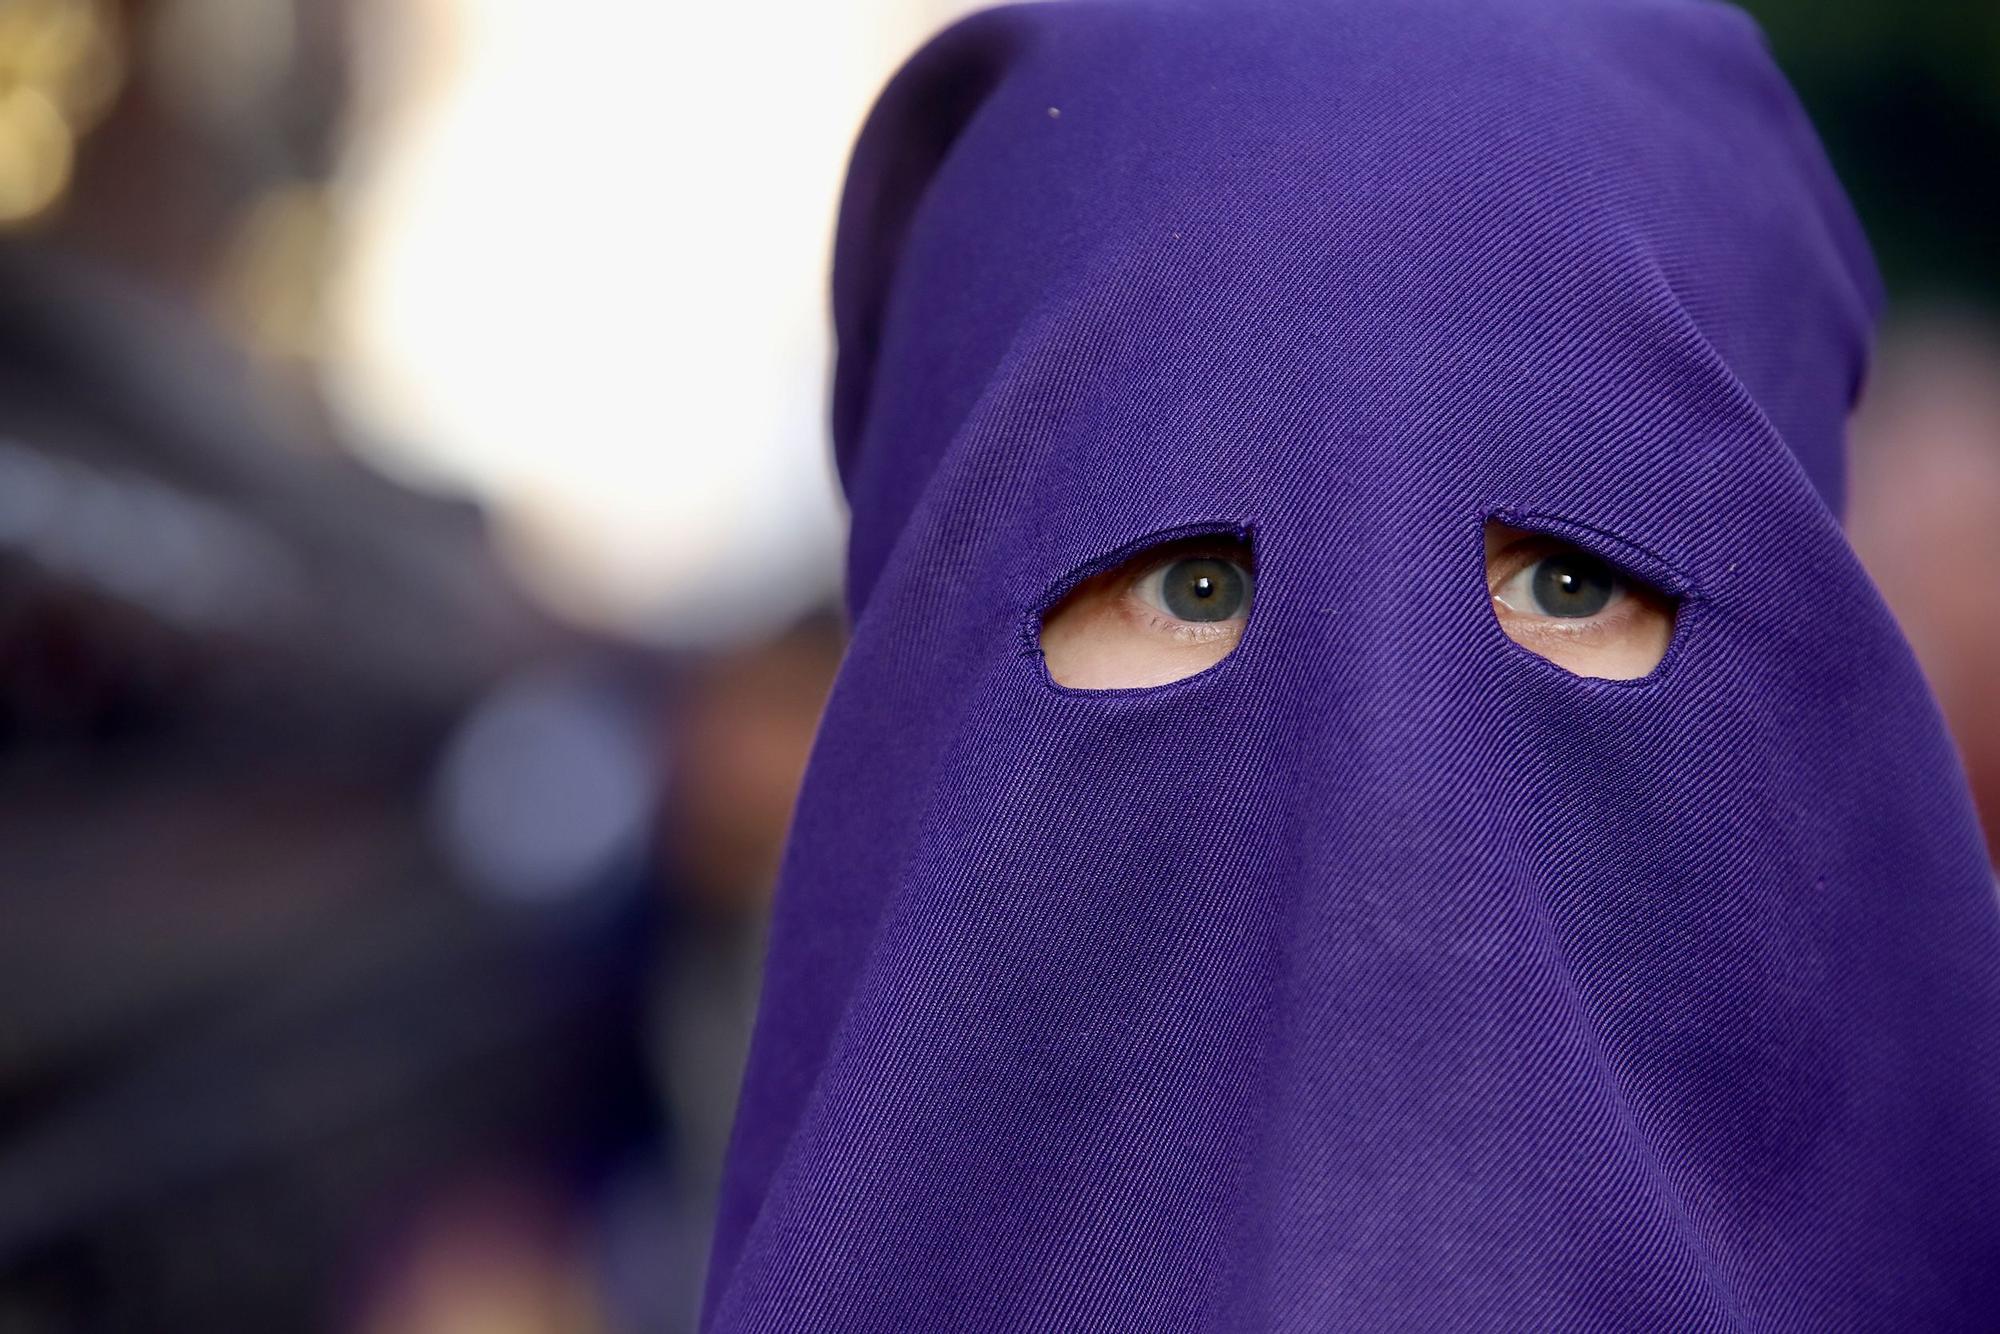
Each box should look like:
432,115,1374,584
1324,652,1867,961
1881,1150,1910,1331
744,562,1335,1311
1160,558,1246,622
1529,553,1615,618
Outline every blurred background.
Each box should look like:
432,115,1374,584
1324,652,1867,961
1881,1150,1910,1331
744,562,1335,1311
0,0,1991,1329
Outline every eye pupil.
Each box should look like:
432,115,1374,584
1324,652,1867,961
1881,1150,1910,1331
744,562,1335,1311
1530,553,1615,618
1161,558,1247,622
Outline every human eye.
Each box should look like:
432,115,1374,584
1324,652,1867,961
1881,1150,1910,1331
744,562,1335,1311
1039,534,1253,689
1131,547,1253,627
1484,521,1676,680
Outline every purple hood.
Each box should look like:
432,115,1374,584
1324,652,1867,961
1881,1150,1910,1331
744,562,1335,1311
708,1,2000,1327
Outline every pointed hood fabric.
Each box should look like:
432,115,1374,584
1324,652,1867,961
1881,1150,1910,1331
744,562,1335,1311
707,1,2000,1328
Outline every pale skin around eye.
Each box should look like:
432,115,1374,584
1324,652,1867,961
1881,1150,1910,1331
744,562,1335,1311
1485,521,1675,679
1040,537,1252,689
1039,524,1676,690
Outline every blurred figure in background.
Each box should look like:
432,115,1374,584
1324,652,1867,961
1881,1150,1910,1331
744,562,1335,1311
407,617,842,1333
646,612,844,1327
1848,321,2000,865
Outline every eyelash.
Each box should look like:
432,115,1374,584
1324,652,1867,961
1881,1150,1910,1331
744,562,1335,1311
1488,540,1654,635
1093,546,1250,644
1053,529,1663,657
1124,603,1242,644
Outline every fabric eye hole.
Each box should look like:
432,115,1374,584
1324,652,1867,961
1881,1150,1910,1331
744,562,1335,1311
1036,529,1255,692
1482,518,1680,682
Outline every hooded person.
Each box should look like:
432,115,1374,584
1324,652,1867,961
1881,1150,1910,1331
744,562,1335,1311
704,0,2000,1328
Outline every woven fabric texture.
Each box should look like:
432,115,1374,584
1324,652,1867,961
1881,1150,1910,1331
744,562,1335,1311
706,1,2000,1327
